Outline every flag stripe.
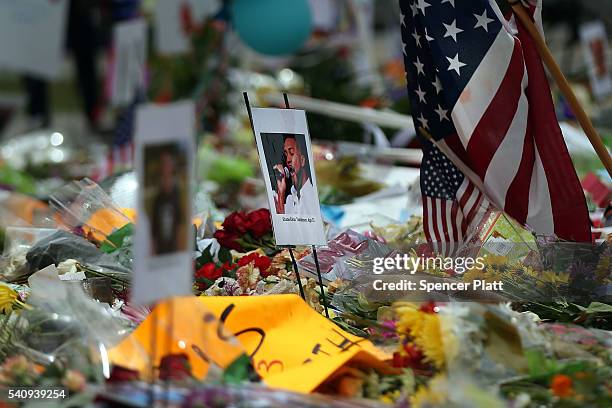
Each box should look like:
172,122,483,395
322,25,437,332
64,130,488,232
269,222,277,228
451,29,516,147
466,41,525,180
483,67,529,207
526,144,554,234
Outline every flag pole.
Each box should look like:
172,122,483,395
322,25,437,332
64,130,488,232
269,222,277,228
508,0,612,177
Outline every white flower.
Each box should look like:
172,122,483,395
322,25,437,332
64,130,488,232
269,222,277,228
57,259,79,275
196,238,221,262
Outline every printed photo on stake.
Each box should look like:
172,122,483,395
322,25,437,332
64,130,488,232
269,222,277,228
143,142,189,256
132,101,194,305
261,132,319,216
250,107,326,246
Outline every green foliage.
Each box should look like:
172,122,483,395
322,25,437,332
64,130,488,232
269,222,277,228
99,223,134,254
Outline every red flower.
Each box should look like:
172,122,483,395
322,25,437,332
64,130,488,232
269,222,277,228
237,253,257,267
159,353,192,381
237,253,272,276
419,301,437,314
245,209,272,238
107,365,139,383
550,374,573,398
196,263,222,281
214,229,244,251
222,211,249,234
255,256,272,276
180,2,194,35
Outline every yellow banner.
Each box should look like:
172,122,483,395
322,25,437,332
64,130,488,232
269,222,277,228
109,295,391,393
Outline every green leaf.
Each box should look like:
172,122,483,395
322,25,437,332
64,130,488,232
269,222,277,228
218,247,232,264
100,223,134,253
196,244,214,268
525,349,549,378
585,302,612,314
222,353,255,384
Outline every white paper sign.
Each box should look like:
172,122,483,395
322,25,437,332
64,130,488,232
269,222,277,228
154,0,220,55
251,107,326,246
133,101,195,305
111,19,148,107
0,0,68,79
580,21,612,100
308,0,338,32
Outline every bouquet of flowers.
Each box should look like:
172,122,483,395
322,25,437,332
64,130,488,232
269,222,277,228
213,209,278,256
194,244,309,297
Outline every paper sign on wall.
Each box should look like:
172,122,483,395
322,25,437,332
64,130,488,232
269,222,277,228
251,108,326,246
111,19,148,107
580,21,612,100
154,0,221,55
132,101,195,305
0,0,68,79
109,295,391,393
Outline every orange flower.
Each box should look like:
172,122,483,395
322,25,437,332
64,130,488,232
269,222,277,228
551,374,573,398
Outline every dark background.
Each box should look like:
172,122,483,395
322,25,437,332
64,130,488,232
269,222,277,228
260,132,312,195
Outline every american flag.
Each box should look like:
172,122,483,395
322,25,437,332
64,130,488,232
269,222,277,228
400,0,590,254
92,93,141,182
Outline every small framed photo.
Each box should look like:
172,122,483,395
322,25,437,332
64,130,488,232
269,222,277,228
132,101,195,305
251,108,326,246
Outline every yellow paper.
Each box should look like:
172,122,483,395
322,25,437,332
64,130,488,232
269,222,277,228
109,295,391,393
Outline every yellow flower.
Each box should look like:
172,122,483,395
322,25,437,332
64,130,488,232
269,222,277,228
410,374,448,407
0,283,19,314
463,267,487,282
379,390,401,404
395,306,446,369
482,254,508,267
538,270,570,285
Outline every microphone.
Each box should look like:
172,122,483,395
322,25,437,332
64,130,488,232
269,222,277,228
276,166,290,180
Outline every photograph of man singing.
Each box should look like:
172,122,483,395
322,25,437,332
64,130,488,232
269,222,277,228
270,134,318,215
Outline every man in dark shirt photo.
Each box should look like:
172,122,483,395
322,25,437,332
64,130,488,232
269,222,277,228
150,150,184,255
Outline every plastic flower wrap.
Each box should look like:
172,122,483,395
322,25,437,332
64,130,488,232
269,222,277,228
298,230,394,283
369,216,425,250
0,281,136,404
49,178,134,268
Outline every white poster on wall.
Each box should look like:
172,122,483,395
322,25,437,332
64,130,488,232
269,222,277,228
111,19,148,107
154,0,221,55
580,21,612,100
132,101,195,305
0,0,68,79
251,107,326,246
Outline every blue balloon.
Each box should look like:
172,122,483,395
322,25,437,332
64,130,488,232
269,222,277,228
231,0,313,56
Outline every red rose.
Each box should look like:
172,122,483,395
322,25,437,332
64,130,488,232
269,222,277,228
196,263,222,281
222,211,249,234
107,365,139,383
237,253,258,267
214,229,244,251
254,256,272,275
159,353,192,381
237,253,272,277
245,209,272,238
